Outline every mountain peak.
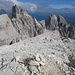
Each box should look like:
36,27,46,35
0,9,6,15
12,5,30,19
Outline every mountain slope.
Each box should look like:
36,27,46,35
12,5,44,40
45,15,75,39
0,30,75,75
0,5,45,46
0,14,20,46
0,5,75,75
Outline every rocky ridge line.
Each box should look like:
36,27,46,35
12,5,44,40
45,15,75,39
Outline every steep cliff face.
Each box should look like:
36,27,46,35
34,18,44,35
45,15,58,30
0,14,20,46
0,5,74,46
0,5,45,46
45,15,74,39
12,5,44,40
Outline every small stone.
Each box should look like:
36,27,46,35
65,71,71,75
29,60,39,66
29,66,39,73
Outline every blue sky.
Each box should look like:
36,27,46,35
0,0,75,12
18,0,75,8
18,0,74,4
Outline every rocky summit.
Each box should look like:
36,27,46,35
0,5,75,75
0,5,45,46
45,15,74,39
12,5,44,40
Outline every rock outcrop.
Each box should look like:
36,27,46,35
16,53,47,75
0,5,45,46
0,14,20,46
12,5,44,40
40,20,46,29
45,15,58,30
0,30,75,75
34,18,44,35
45,15,74,39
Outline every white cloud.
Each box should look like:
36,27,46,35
6,0,37,12
7,0,23,5
23,2,37,12
0,0,14,11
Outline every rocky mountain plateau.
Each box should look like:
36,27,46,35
0,5,75,75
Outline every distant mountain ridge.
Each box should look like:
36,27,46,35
0,6,75,75
45,15,75,39
35,6,75,14
0,5,45,46
29,12,75,26
0,5,75,46
0,9,6,15
28,7,75,26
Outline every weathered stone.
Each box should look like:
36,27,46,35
65,71,71,75
0,14,20,46
35,53,46,64
12,5,44,40
45,15,75,39
40,20,46,29
34,18,44,35
29,60,39,66
45,15,58,30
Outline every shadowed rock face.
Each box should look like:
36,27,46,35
45,15,74,39
12,5,44,40
45,15,58,30
0,14,20,46
34,18,44,35
0,5,45,46
0,5,74,46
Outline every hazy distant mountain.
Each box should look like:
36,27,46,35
30,6,75,14
29,7,75,26
60,8,75,13
0,9,6,15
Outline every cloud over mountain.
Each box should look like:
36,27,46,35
0,0,37,12
22,2,37,12
9,0,23,5
0,0,13,11
0,0,75,13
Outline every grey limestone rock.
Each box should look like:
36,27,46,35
0,14,20,46
45,15,75,39
12,5,44,40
